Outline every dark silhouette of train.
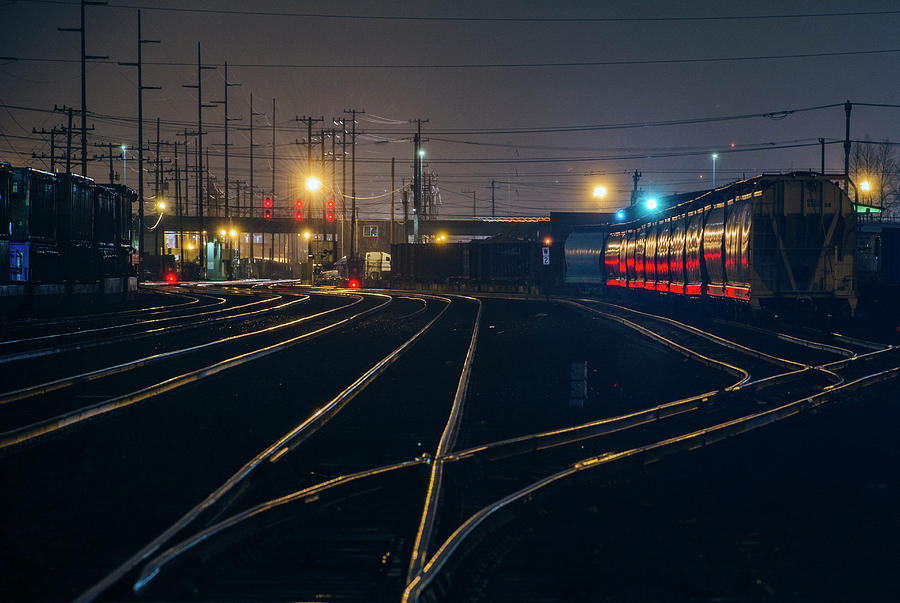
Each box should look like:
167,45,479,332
564,173,862,317
1,163,135,285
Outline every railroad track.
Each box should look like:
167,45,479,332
2,292,896,602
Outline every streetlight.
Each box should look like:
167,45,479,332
711,153,718,188
645,198,658,211
418,148,425,158
593,185,608,199
121,145,127,186
306,176,321,192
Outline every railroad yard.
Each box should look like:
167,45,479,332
2,283,898,602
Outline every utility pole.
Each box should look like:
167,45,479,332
271,98,275,265
33,127,63,172
411,118,428,227
331,129,338,259
212,62,241,218
390,157,395,246
174,139,184,277
118,9,160,278
182,42,215,276
491,179,495,217
59,0,108,176
271,98,275,202
339,118,347,258
155,117,161,201
344,109,364,259
630,169,642,206
843,100,852,189
65,107,73,173
464,189,476,217
820,138,826,174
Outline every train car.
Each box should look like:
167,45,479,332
10,167,60,282
565,174,858,316
56,172,96,281
0,162,11,282
94,183,135,277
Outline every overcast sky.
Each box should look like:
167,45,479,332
2,0,899,218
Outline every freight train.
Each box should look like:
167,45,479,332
564,173,860,317
1,163,135,284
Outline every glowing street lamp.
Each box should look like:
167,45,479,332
305,176,321,192
157,200,167,211
645,198,658,211
860,180,871,192
418,148,426,158
712,153,718,187
121,145,127,186
593,185,608,199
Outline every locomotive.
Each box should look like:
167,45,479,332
2,163,135,285
564,173,859,317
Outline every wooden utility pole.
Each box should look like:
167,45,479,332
344,109,364,258
390,157,395,246
118,9,160,277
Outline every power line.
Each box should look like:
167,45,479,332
4,48,900,70
16,2,900,23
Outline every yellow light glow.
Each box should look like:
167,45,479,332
229,229,237,237
593,185,608,199
157,201,167,211
860,180,871,192
306,176,321,192
219,229,227,237
303,231,311,239
186,244,194,250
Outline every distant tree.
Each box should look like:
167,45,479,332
851,138,899,216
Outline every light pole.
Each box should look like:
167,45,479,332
712,153,718,188
121,145,127,186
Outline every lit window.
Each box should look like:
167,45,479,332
363,225,378,237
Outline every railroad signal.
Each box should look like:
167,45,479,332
264,209,272,219
326,199,335,209
296,199,303,208
296,211,304,221
264,197,272,208
326,211,335,221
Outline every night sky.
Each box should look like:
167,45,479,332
2,0,898,218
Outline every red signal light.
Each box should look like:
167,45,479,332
348,279,360,289
264,209,272,219
296,199,303,208
326,199,335,209
326,212,335,221
165,272,177,284
264,197,272,208
296,211,303,221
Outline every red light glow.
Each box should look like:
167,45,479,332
348,279,360,289
165,273,177,284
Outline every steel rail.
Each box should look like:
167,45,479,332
0,293,294,366
710,317,857,358
590,300,806,369
75,293,446,602
129,295,452,594
1,289,200,330
0,294,322,405
0,292,268,348
402,361,900,602
819,345,896,371
563,300,751,388
829,332,890,351
407,295,483,582
0,293,392,451
133,459,428,592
